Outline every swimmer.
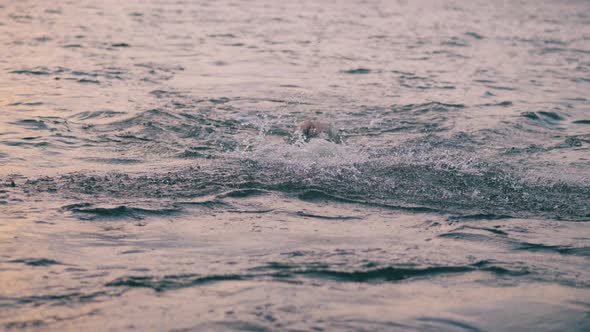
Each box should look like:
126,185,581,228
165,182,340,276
297,120,341,143
299,120,329,139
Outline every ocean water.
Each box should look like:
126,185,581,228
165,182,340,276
1,0,590,330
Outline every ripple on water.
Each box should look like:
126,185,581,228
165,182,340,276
15,138,590,221
103,260,530,293
1,0,589,330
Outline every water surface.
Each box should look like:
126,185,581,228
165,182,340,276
1,0,590,331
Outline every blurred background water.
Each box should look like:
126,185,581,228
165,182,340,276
1,0,589,330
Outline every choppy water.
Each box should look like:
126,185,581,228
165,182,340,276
1,0,590,331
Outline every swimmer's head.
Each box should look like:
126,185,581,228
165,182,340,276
296,120,342,143
299,120,328,139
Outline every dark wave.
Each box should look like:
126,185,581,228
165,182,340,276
515,243,590,257
295,211,364,220
8,258,62,266
17,146,590,221
105,261,530,292
106,274,244,292
440,229,590,257
342,68,371,74
220,188,269,198
62,203,182,220
0,290,119,308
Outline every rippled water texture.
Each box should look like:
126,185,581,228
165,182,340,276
1,0,590,331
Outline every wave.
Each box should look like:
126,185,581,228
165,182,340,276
8,258,62,266
104,260,530,292
62,203,182,220
14,137,590,221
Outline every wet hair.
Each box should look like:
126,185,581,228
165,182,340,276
301,124,319,138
